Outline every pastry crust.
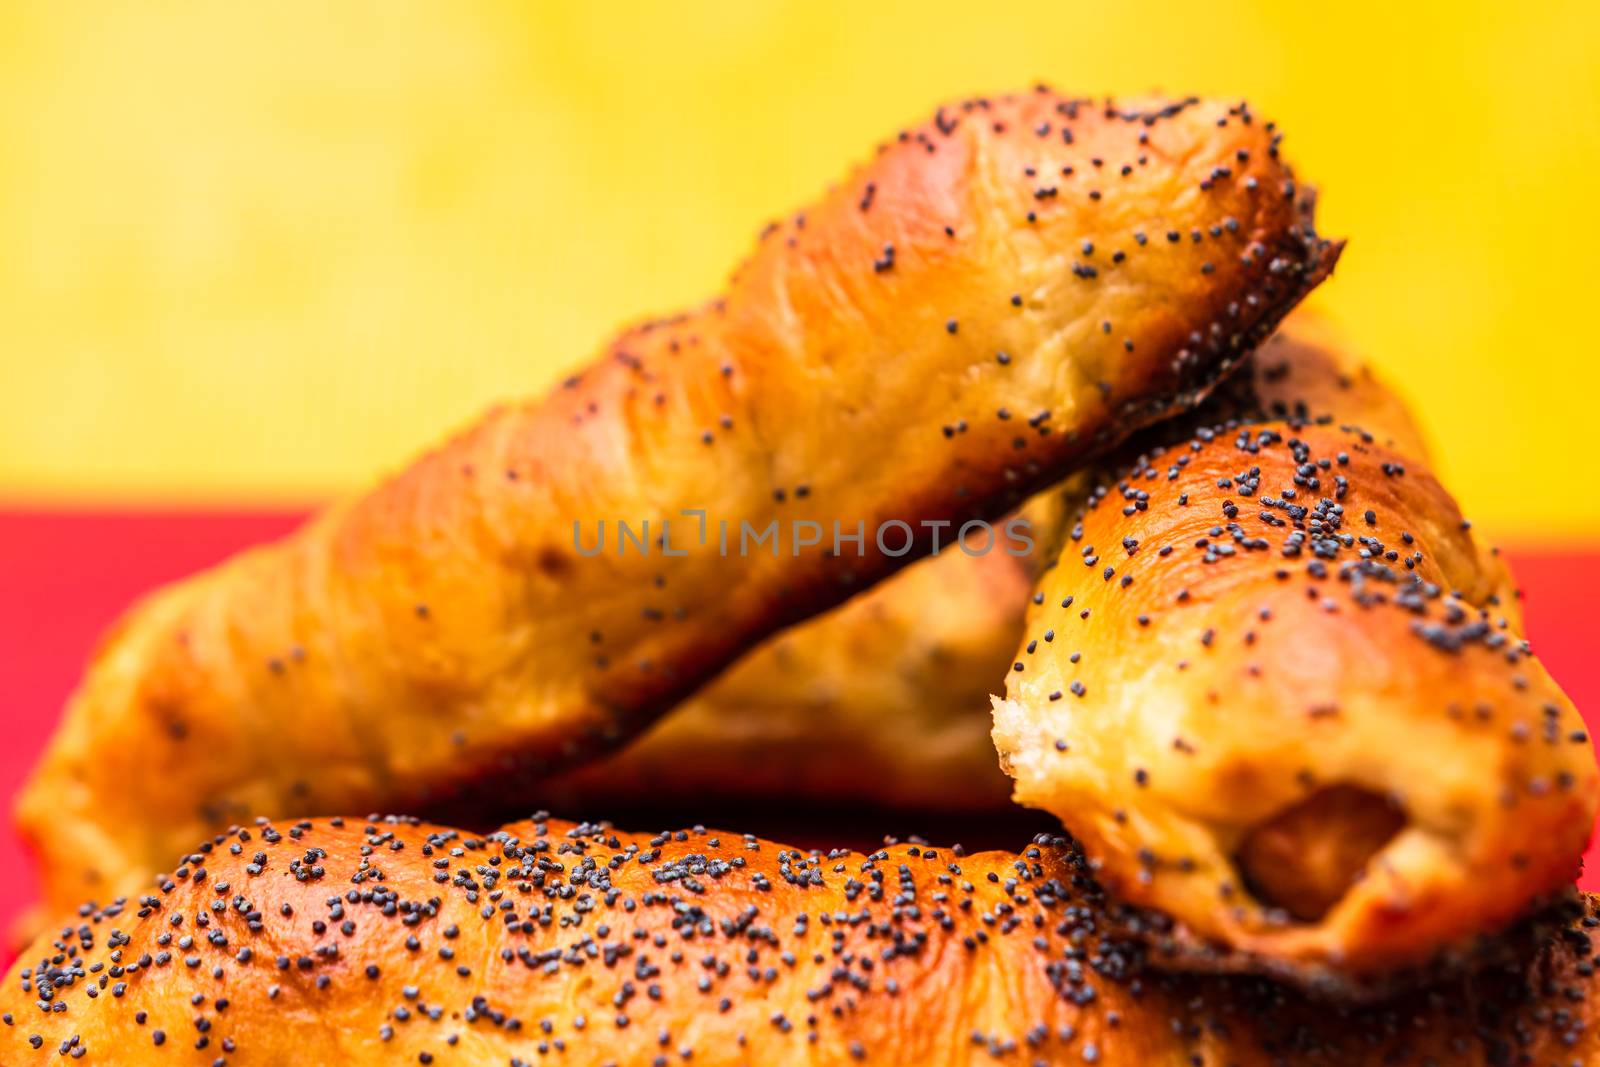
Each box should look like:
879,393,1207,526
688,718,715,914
17,90,1334,918
538,318,1413,821
994,323,1598,986
538,535,1028,814
5,814,1598,1065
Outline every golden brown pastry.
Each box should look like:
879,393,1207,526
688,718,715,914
6,814,1599,1065
1186,315,1431,461
993,322,1599,988
540,535,1027,814
18,89,1336,918
538,317,1421,821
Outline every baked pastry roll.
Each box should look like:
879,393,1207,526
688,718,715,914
539,532,1028,815
18,89,1334,918
4,813,1596,1065
993,320,1598,987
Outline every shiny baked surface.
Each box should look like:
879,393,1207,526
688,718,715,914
540,535,1027,813
17,90,1333,919
543,317,1421,821
5,814,1598,1065
995,326,1599,984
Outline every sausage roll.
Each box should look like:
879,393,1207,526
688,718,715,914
3,814,1596,1064
18,90,1335,918
993,319,1598,988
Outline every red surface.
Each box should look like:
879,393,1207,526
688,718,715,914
1,510,1598,947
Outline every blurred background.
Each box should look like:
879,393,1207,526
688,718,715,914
0,2,1597,928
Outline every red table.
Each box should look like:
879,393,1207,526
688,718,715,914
3,510,1597,950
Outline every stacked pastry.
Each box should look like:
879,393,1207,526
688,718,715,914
6,89,1593,1065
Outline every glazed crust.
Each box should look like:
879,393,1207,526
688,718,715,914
5,815,1600,1065
538,537,1028,814
17,90,1335,918
543,318,1425,821
994,325,1599,987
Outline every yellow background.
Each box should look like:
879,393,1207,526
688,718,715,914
0,2,1595,539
